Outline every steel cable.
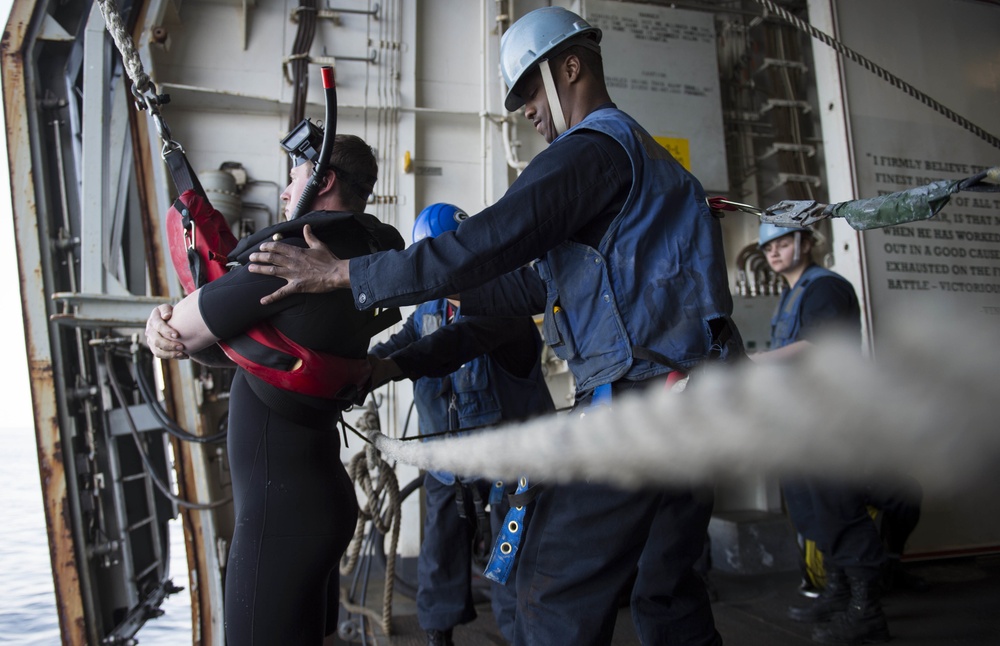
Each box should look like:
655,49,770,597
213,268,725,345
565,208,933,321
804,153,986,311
750,0,1000,151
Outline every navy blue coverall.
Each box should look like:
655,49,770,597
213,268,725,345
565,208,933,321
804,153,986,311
771,264,890,582
347,105,740,646
372,299,553,641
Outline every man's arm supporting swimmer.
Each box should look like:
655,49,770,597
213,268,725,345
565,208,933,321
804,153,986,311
247,224,351,305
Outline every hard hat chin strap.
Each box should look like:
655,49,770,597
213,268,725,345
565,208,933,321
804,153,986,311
539,59,568,137
793,231,802,264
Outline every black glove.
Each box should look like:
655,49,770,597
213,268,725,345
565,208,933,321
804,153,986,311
366,354,403,390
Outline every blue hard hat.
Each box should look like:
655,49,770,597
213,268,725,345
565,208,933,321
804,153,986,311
758,222,810,248
500,7,602,112
413,203,469,244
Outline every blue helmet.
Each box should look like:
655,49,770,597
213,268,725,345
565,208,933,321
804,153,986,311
758,222,810,248
413,203,469,244
500,7,602,112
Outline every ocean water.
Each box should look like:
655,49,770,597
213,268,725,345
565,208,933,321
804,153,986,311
0,428,193,645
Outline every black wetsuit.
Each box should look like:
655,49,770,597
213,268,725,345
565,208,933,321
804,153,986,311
199,211,401,645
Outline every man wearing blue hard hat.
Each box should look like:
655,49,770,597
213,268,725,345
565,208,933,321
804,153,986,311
368,204,553,646
247,7,742,644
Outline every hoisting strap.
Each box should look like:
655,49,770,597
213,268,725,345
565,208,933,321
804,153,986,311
164,147,205,198
759,166,1000,229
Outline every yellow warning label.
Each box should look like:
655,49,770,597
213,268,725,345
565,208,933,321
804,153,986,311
654,136,691,171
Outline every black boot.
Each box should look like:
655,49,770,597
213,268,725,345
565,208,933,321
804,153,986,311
788,568,850,622
426,628,454,646
811,577,890,645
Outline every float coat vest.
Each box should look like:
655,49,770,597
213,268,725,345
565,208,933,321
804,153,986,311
393,299,552,485
534,108,738,392
769,264,846,350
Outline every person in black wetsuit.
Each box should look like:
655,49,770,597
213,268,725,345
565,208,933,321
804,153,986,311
145,130,403,645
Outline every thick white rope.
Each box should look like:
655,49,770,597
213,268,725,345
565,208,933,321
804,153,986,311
367,304,999,494
96,0,150,94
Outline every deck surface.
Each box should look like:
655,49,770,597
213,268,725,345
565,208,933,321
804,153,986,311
333,554,1000,645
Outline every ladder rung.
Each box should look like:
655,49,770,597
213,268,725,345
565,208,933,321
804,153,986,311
126,516,155,533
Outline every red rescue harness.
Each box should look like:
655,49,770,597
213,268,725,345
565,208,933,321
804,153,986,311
165,189,375,402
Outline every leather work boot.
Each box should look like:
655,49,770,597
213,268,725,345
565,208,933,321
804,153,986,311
426,628,455,646
788,568,850,622
811,577,891,645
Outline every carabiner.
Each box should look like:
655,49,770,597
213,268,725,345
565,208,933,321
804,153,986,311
707,197,763,217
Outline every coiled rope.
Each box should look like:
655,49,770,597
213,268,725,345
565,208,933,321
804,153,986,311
340,400,401,636
750,0,1000,151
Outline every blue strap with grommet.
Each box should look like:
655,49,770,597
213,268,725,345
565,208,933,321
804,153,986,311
483,476,530,584
483,385,613,584
489,480,505,506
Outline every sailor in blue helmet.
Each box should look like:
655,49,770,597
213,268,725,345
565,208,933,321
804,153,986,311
753,223,862,359
367,203,554,646
247,7,742,645
752,223,896,645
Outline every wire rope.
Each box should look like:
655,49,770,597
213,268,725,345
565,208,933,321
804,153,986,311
750,0,1000,151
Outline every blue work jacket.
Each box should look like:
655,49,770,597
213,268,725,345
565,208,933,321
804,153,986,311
535,108,737,391
770,264,851,349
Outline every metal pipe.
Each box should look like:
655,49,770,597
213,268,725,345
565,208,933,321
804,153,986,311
497,0,527,173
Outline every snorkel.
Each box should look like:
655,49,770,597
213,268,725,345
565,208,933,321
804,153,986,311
289,65,337,221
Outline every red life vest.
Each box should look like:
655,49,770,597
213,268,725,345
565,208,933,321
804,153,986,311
165,189,390,402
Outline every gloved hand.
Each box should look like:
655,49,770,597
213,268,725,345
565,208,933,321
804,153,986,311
366,354,403,390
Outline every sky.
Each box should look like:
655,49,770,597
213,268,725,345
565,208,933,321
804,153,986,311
1,0,38,429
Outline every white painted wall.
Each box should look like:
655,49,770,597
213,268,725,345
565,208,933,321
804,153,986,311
810,0,1000,556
